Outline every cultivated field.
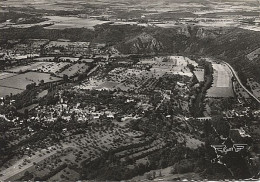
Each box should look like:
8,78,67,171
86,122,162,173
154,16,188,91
35,62,70,74
0,125,144,181
247,48,260,61
0,72,17,80
58,63,89,77
34,57,55,62
76,68,154,91
58,57,79,62
0,72,61,90
139,56,197,77
207,63,234,98
0,86,23,98
193,68,204,82
77,56,197,92
43,16,109,30
45,41,89,49
7,62,50,73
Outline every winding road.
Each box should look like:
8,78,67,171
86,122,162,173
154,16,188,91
223,62,260,104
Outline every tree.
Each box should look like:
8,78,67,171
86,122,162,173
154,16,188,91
39,79,44,86
24,109,29,119
159,170,162,177
153,171,156,179
187,64,195,72
146,173,153,180
78,74,85,81
63,74,69,82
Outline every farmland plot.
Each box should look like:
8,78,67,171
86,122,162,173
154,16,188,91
0,72,61,90
207,63,234,98
7,62,50,73
0,72,17,80
35,62,70,74
43,16,109,30
75,68,152,91
140,56,198,66
76,77,105,90
77,56,197,92
58,63,89,77
95,81,120,90
34,57,55,62
139,56,196,77
0,86,23,98
193,68,204,82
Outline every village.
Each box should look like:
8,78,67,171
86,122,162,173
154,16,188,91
0,37,260,181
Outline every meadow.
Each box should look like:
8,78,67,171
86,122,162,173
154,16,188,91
58,63,89,77
0,72,61,90
0,86,23,98
76,56,197,92
207,63,234,98
35,62,70,74
43,16,109,30
7,62,50,73
193,68,204,82
0,72,17,80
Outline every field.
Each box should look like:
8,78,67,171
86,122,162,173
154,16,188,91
0,72,17,80
34,57,55,62
58,57,79,62
76,68,154,91
0,72,61,94
139,56,197,77
140,56,198,67
76,77,106,90
206,63,234,98
6,61,72,75
95,81,120,90
193,68,204,82
45,41,89,49
0,124,144,181
246,48,260,61
43,16,109,30
58,63,89,77
0,86,23,98
1,61,89,97
77,56,197,92
7,62,50,73
35,62,70,74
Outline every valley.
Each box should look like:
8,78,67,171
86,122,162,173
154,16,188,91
0,0,260,181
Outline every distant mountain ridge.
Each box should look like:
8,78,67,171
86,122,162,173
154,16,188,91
111,25,260,83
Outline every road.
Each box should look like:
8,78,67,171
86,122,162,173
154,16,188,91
223,62,260,104
0,147,57,181
0,145,71,181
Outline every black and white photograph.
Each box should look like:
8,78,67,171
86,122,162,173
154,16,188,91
0,0,260,181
